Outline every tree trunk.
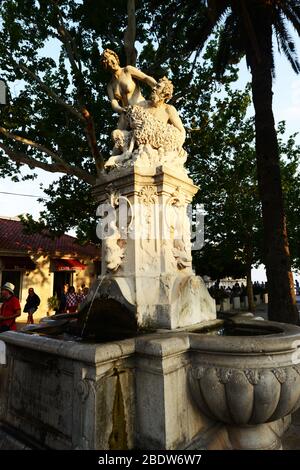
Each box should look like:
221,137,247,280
248,19,298,323
124,0,137,66
246,266,255,313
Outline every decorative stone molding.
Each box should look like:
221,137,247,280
165,187,192,270
244,368,260,385
98,186,133,273
137,185,158,244
138,185,158,206
76,379,90,403
272,368,287,384
191,365,293,387
187,318,300,450
189,363,300,425
93,166,216,330
167,187,186,208
215,367,234,384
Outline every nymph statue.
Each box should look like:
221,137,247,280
100,49,157,131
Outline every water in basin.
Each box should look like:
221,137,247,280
193,321,284,336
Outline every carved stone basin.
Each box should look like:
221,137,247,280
188,318,300,450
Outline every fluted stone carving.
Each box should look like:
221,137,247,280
189,364,300,425
188,318,300,449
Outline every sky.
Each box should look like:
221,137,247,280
0,42,300,282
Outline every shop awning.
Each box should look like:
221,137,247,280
53,258,86,271
1,256,36,271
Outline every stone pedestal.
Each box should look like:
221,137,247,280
91,165,215,331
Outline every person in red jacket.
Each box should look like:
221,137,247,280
0,282,21,332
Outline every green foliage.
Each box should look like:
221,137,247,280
1,0,300,282
39,175,99,243
279,125,300,271
192,110,300,279
47,294,60,311
0,0,252,242
0,0,119,236
188,77,262,279
0,0,112,172
143,1,300,76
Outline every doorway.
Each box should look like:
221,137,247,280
53,271,73,297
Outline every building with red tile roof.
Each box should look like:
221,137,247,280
0,216,100,322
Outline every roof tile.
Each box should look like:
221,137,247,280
0,218,99,258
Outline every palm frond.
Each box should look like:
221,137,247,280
214,13,241,77
184,4,230,53
274,11,300,73
279,0,300,37
151,0,210,68
207,0,230,22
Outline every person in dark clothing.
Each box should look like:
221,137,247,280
0,282,21,332
57,283,68,314
23,288,40,324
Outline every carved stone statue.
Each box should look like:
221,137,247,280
128,76,185,149
100,49,157,131
104,76,187,170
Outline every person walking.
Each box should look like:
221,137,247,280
23,287,40,324
0,282,21,332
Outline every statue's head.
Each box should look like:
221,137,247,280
151,76,174,103
101,49,120,71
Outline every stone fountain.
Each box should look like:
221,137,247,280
188,318,300,450
0,60,300,450
79,78,216,338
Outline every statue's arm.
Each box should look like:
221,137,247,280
168,105,186,140
125,65,157,88
107,84,124,114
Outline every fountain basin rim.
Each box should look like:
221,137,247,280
188,318,300,354
0,331,136,364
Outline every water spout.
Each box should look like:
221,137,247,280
80,276,105,337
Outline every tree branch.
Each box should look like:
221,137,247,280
0,140,96,185
51,0,104,174
81,107,104,173
0,126,65,164
124,0,137,66
14,62,85,123
53,0,82,77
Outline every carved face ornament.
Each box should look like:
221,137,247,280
151,84,166,104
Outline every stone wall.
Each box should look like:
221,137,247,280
0,329,214,450
0,333,136,449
